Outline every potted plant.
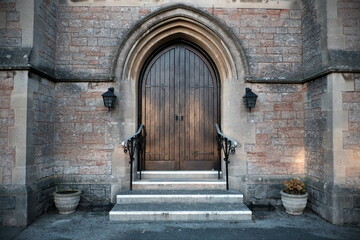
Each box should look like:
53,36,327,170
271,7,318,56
280,178,308,215
53,189,82,214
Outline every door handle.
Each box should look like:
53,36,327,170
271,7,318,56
175,115,183,121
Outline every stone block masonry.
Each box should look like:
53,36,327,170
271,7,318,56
241,83,305,205
342,73,360,186
246,84,305,176
303,76,329,219
33,0,57,74
206,8,303,79
56,5,302,80
337,0,360,50
53,82,114,176
0,1,21,48
0,71,15,185
302,0,323,76
304,73,360,225
304,77,327,181
56,6,149,79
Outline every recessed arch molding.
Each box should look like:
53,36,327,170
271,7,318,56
112,4,249,83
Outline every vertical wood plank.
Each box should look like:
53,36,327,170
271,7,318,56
175,45,180,170
151,63,155,167
164,51,170,164
169,48,175,169
160,53,165,161
143,73,149,167
185,49,191,168
189,50,195,169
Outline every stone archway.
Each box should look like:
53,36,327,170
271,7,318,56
112,4,249,83
112,4,253,192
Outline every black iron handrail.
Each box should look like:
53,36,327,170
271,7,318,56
216,124,237,190
121,124,144,191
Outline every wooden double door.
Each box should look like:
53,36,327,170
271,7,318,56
140,42,220,170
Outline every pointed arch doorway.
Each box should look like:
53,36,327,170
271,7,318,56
139,41,220,171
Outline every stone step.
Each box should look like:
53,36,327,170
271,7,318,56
137,171,221,180
116,190,243,204
132,179,226,190
109,202,252,222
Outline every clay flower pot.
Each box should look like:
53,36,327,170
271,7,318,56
280,190,308,215
53,189,81,214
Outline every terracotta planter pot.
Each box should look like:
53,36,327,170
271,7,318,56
53,190,81,214
280,190,308,215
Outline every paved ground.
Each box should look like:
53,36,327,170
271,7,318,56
1,206,359,240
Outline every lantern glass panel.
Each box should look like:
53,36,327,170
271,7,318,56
102,87,117,110
243,88,258,110
247,96,256,108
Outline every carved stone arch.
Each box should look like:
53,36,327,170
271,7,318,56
112,4,249,83
114,4,253,192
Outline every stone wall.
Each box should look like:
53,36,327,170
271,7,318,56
243,83,304,205
337,0,360,50
342,73,360,224
0,0,34,68
55,4,303,80
32,0,57,75
0,0,21,48
51,82,117,208
343,74,360,185
302,0,323,76
0,71,56,226
304,73,360,225
304,77,327,181
247,84,305,175
0,0,57,72
303,76,328,217
31,75,56,180
53,82,114,176
56,6,148,79
212,8,302,79
0,74,116,226
0,71,15,186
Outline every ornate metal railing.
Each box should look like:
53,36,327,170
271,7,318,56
216,124,238,190
121,124,144,191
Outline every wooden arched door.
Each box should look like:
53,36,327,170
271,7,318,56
140,42,220,170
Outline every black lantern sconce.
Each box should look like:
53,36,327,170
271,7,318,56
102,87,117,111
243,87,258,112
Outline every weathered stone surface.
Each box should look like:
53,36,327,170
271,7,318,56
0,48,31,67
247,84,304,175
0,71,15,185
301,0,324,77
254,185,268,199
344,208,360,225
0,196,16,210
337,1,360,50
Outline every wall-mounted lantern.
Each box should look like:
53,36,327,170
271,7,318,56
102,87,117,111
243,87,258,112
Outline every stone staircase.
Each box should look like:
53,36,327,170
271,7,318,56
109,171,252,222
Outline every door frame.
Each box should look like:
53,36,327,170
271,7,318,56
137,39,222,171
